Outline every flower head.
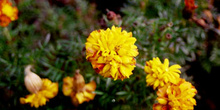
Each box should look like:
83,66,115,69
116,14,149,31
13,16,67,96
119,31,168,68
0,0,18,27
20,65,58,108
86,26,138,80
144,57,181,89
184,0,197,10
153,78,197,110
62,70,96,106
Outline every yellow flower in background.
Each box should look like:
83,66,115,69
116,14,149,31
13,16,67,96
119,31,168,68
62,70,96,106
153,78,197,110
0,0,18,27
86,26,138,80
20,65,58,108
144,57,181,89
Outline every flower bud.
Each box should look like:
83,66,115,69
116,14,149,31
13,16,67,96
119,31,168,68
107,11,116,21
73,69,85,91
24,65,43,93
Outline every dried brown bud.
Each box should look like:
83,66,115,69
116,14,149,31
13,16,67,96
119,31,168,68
73,70,85,92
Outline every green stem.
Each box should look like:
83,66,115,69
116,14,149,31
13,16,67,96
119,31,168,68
3,27,12,41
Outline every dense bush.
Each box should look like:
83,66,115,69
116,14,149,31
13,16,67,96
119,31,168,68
0,0,220,109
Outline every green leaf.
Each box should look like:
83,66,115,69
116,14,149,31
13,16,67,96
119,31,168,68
116,91,127,95
94,90,104,95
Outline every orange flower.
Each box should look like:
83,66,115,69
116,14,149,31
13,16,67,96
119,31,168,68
184,0,198,10
0,0,18,27
183,0,198,19
0,15,11,27
62,70,96,106
153,78,197,110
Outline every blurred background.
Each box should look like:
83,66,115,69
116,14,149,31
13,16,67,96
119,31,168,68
0,0,220,109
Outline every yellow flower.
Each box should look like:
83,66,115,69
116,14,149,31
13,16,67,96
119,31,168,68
0,0,18,27
153,78,197,110
62,70,96,106
86,26,138,80
20,65,58,108
20,79,58,108
144,57,181,89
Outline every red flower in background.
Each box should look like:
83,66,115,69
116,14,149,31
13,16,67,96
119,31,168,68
184,0,198,10
183,0,198,19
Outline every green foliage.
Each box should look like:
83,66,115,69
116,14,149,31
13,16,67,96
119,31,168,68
1,0,220,109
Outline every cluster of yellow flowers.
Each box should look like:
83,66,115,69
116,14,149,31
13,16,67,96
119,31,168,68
0,0,198,108
153,78,197,110
86,26,197,109
0,0,18,27
144,57,197,110
20,66,96,108
17,25,197,109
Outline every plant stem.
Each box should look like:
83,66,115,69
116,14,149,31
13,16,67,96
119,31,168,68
3,27,12,41
136,63,145,69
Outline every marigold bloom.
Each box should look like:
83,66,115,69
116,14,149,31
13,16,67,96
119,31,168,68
153,78,197,110
62,71,96,106
20,65,58,108
0,0,18,27
20,79,58,108
86,26,138,80
144,57,181,89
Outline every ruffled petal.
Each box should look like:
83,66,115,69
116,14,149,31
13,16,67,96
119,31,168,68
20,78,58,108
86,26,138,80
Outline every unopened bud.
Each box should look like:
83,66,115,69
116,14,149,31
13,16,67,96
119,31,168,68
107,11,116,21
24,65,42,93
